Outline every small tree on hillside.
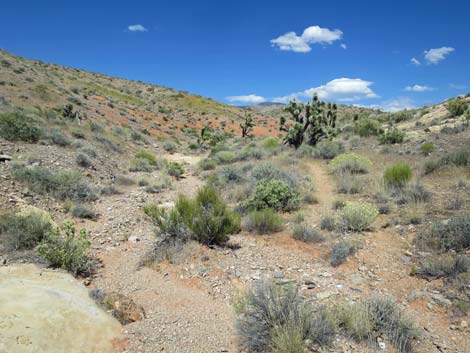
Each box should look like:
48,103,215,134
279,94,337,149
62,104,81,124
240,112,254,138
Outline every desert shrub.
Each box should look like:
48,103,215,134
292,223,324,243
260,137,280,149
135,150,158,165
36,221,91,275
236,281,335,353
167,162,184,178
315,140,344,160
0,112,41,142
330,153,371,174
76,152,92,167
215,150,237,164
244,209,284,234
144,174,172,193
147,185,240,246
163,141,177,153
425,145,470,174
219,166,244,183
420,142,435,155
379,128,405,144
129,158,153,172
79,145,97,158
337,201,378,232
251,162,298,189
0,210,53,250
384,163,412,188
12,165,97,201
70,204,97,219
320,215,336,231
115,174,135,185
446,98,468,117
416,254,470,279
101,185,121,195
49,129,70,146
335,171,365,194
330,240,356,266
424,214,470,252
199,158,217,171
302,192,318,204
354,118,383,137
249,179,300,212
403,182,431,203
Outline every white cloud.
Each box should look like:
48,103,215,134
128,24,148,32
368,97,416,112
273,78,379,103
226,94,266,104
403,84,433,92
270,25,343,53
410,57,421,66
340,43,347,49
424,47,454,64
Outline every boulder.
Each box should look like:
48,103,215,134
0,264,125,353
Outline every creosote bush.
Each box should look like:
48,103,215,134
0,210,53,250
37,221,91,275
384,163,412,189
12,164,98,201
337,201,378,232
244,209,283,234
0,112,41,142
145,185,240,246
330,153,371,174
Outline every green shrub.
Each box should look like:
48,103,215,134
199,158,217,171
12,165,98,201
163,141,177,153
379,127,405,144
335,171,365,194
135,150,158,165
147,185,240,246
129,158,153,172
219,166,244,183
214,150,237,164
420,142,435,155
315,140,344,160
244,209,283,234
36,221,91,275
446,98,468,117
337,201,378,232
0,112,41,142
384,163,412,188
76,152,92,167
320,215,335,231
330,240,356,266
354,118,383,137
260,137,280,149
329,153,371,174
292,223,324,243
249,179,300,212
167,162,184,178
0,210,53,250
70,204,97,219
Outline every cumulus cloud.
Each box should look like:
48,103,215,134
403,84,433,92
368,97,416,112
424,47,454,64
410,57,421,66
270,25,343,53
128,24,148,32
273,78,378,103
226,94,266,104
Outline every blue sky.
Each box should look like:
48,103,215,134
1,0,469,111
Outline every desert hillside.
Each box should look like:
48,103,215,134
1,49,470,353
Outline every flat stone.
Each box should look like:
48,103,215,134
0,264,125,353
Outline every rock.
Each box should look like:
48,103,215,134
461,320,468,329
430,293,452,307
0,264,125,353
0,154,12,162
128,235,140,243
273,271,284,279
316,290,337,300
102,291,146,324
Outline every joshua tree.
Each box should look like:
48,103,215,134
280,94,337,149
62,104,81,124
240,112,254,138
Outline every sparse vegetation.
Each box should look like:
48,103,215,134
329,153,371,174
70,204,97,219
330,240,356,266
315,140,344,159
292,223,324,243
337,201,378,232
244,209,284,234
